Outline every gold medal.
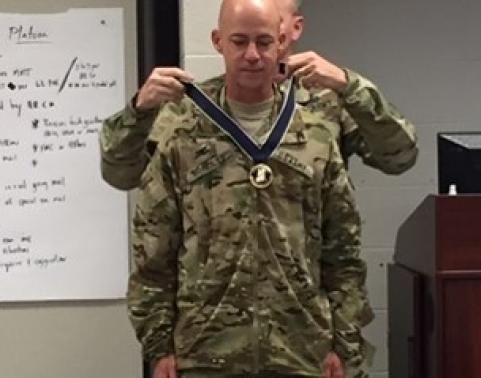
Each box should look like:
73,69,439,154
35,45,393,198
249,163,273,189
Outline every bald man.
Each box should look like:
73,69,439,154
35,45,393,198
127,0,372,377
100,0,416,191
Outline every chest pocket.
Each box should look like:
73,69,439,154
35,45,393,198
271,138,331,217
276,131,331,177
184,139,237,188
181,139,251,232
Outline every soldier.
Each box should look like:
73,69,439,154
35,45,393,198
127,0,374,377
99,0,417,191
275,0,418,174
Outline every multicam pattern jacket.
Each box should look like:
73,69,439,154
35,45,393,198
99,69,417,190
126,78,374,377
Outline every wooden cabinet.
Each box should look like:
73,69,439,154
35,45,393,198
389,195,481,378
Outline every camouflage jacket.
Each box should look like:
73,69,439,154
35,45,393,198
127,78,374,377
100,69,417,190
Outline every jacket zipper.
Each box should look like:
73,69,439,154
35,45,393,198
252,192,261,374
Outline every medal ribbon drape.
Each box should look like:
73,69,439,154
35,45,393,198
183,79,296,164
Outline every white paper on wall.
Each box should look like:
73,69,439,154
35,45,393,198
0,8,128,301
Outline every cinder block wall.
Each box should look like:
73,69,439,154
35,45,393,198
180,1,481,377
0,2,141,378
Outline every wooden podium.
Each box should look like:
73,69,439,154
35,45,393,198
389,195,481,378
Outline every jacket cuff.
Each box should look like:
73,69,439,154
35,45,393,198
338,69,364,99
124,93,158,126
142,334,175,362
333,330,375,369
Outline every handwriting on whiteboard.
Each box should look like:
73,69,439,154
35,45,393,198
0,9,128,301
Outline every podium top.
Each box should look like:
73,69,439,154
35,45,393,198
394,195,481,275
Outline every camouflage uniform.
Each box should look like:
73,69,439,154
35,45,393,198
100,69,417,190
127,77,374,377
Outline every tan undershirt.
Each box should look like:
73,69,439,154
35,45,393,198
226,96,275,144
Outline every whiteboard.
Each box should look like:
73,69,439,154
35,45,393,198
0,9,129,301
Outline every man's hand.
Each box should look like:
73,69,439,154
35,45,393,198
323,351,346,378
286,51,348,92
135,67,194,111
152,355,177,378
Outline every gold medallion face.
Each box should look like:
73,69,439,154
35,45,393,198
249,163,273,189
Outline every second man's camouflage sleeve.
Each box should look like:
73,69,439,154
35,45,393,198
127,141,182,362
340,69,418,174
99,100,158,190
320,140,375,374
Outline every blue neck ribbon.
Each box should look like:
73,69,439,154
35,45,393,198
183,79,296,163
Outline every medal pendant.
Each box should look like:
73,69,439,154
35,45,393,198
250,163,273,189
